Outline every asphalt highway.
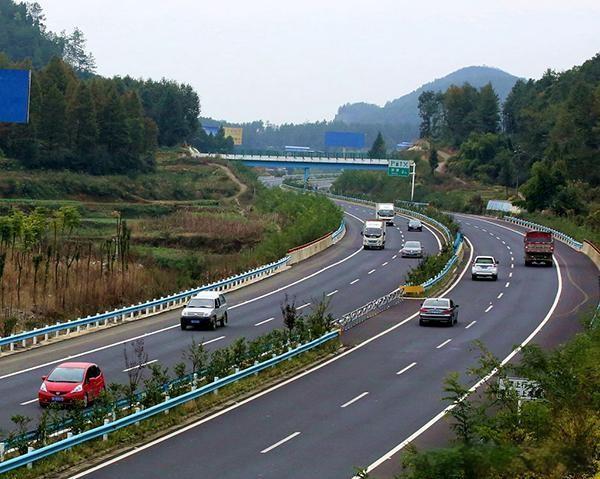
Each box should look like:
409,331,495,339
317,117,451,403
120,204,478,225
69,206,598,479
0,201,441,431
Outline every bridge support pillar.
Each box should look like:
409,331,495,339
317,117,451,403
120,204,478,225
303,167,310,189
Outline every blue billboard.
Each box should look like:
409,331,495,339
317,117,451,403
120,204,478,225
203,126,220,136
0,69,31,123
324,131,365,148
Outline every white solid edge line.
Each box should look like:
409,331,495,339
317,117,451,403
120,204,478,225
326,290,339,297
396,362,417,376
484,305,493,313
340,392,369,408
465,320,477,329
20,398,39,406
254,318,275,327
122,359,157,373
68,236,475,479
436,339,452,349
350,279,360,285
360,218,563,477
2,215,367,381
260,431,301,454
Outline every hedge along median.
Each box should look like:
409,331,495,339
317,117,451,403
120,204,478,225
0,302,341,476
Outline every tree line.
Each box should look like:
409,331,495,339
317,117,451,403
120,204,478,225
0,1,201,174
418,53,600,218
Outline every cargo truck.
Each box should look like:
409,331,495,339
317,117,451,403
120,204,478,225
362,220,386,249
376,203,395,225
524,231,554,266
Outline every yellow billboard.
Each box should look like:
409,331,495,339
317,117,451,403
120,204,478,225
223,127,243,146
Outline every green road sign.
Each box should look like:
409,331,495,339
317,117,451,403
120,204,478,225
388,159,410,177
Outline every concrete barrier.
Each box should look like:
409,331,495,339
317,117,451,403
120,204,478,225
582,240,600,270
288,232,334,265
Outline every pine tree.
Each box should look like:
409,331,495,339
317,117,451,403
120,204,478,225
68,82,98,163
478,83,500,134
368,132,386,158
429,147,439,174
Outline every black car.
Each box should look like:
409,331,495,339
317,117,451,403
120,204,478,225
419,297,459,326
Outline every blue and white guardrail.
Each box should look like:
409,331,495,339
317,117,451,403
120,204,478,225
504,216,583,250
0,218,346,353
0,331,340,473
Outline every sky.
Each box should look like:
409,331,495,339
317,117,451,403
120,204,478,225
35,0,600,125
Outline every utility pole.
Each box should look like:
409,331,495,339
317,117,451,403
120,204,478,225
410,161,416,202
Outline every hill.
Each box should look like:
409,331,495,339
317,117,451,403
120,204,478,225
334,66,520,127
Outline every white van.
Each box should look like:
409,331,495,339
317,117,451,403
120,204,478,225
376,203,395,225
180,291,228,330
362,220,386,249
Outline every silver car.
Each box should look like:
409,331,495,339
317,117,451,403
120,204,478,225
401,240,423,258
407,219,422,231
471,255,499,280
181,291,228,330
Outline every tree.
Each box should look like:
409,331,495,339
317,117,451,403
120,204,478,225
478,83,500,134
497,150,515,196
521,161,566,211
68,82,98,165
428,146,439,174
62,27,96,75
368,132,387,158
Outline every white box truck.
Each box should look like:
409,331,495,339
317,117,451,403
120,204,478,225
362,220,386,249
376,203,395,225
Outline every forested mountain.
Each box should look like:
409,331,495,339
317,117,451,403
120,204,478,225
335,66,519,127
0,0,200,173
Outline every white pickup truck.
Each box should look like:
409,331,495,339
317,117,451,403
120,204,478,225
362,220,386,249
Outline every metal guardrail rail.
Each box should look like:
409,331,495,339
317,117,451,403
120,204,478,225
0,331,340,473
336,288,404,330
0,217,346,353
504,216,583,250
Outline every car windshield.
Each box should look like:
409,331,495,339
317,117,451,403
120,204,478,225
378,210,394,217
423,299,450,308
188,298,214,308
405,241,421,248
364,227,382,237
409,220,420,225
476,257,494,264
47,367,85,383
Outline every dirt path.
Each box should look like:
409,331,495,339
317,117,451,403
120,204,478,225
209,162,248,201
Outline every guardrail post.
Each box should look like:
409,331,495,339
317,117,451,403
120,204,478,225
10,342,14,351
67,431,73,449
164,395,170,414
192,373,198,391
44,327,49,342
103,418,110,440
135,407,141,426
27,446,34,469
0,442,4,461
213,377,219,395
33,335,37,345
21,339,26,348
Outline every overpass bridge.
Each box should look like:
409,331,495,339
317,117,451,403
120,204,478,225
202,152,389,171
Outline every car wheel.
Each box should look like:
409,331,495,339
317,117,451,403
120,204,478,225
448,319,454,327
83,394,89,408
210,316,217,330
224,312,228,324
525,260,531,267
180,321,186,331
219,314,226,327
492,274,498,281
419,318,425,326
471,274,476,280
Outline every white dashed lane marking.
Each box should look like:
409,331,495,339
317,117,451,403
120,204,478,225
465,320,477,329
340,392,369,408
350,279,360,285
485,305,493,313
368,269,376,275
436,339,452,349
396,362,417,375
326,290,338,297
497,293,503,299
254,317,275,326
260,432,301,454
297,303,311,310
505,282,510,288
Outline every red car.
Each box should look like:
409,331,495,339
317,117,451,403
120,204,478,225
39,362,105,407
